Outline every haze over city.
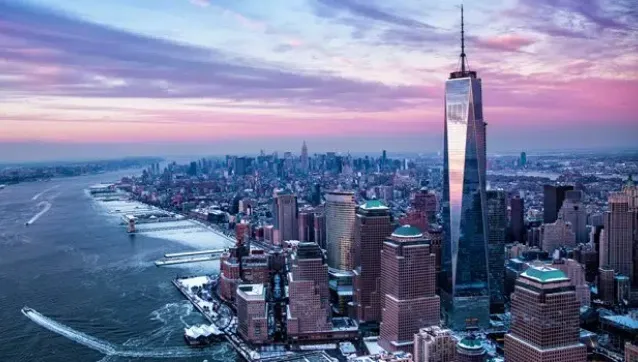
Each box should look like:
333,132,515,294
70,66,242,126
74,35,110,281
1,0,637,162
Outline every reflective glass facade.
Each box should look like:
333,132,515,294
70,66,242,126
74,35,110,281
441,75,490,330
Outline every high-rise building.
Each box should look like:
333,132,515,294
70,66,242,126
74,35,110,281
379,225,440,353
313,211,326,250
486,190,507,313
274,190,298,242
412,187,438,224
441,6,490,330
598,265,615,304
325,190,356,271
602,193,634,282
541,218,576,253
300,141,309,172
456,336,487,362
622,175,638,209
413,326,457,362
287,242,332,339
504,265,586,362
298,207,315,243
543,185,574,224
312,183,322,206
519,152,527,168
626,342,638,362
552,258,591,307
559,190,588,244
510,195,525,243
353,199,393,324
236,284,268,344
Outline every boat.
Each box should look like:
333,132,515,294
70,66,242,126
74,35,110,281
183,324,223,346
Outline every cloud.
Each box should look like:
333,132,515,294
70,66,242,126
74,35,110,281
315,0,435,30
189,0,210,8
0,1,429,112
472,34,536,52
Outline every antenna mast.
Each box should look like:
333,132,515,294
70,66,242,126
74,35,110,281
461,4,466,74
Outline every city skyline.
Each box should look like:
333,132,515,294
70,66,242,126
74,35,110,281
1,0,638,163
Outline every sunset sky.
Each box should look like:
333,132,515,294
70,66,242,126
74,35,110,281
1,0,637,161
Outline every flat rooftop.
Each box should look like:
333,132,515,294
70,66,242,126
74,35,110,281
237,284,266,300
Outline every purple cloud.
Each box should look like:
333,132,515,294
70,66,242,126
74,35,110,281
0,1,431,112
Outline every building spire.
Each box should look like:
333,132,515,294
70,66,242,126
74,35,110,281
460,4,467,73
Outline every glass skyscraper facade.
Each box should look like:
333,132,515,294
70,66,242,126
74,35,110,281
441,59,490,329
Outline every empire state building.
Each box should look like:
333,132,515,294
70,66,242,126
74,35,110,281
440,5,490,330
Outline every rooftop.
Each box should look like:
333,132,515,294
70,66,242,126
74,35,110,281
391,225,423,238
458,337,484,350
237,284,265,300
521,265,569,283
360,199,389,210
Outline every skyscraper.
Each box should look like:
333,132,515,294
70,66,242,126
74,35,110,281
300,141,309,172
441,6,490,330
541,217,576,253
510,195,525,243
325,190,356,271
379,225,440,353
602,193,634,282
298,207,315,243
274,190,298,242
543,184,574,224
287,242,332,338
504,265,586,362
486,190,507,313
352,199,393,324
559,190,588,244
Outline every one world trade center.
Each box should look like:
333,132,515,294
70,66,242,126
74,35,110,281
441,5,490,330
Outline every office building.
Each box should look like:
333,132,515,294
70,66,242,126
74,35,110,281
300,141,309,172
487,189,507,313
412,187,438,224
626,342,638,362
353,199,393,324
441,6,490,330
602,193,634,283
413,326,457,362
598,265,616,304
504,265,586,362
520,152,527,168
325,190,356,271
559,190,588,244
287,242,332,339
552,258,591,307
541,218,576,253
379,225,440,353
456,336,487,362
313,210,326,249
236,284,268,344
510,195,525,243
298,207,315,243
543,185,574,224
274,190,298,242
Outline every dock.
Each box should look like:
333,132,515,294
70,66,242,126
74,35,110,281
172,276,331,362
165,249,225,258
155,249,225,266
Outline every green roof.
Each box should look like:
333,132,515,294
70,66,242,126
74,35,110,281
521,265,568,283
360,199,388,210
458,337,483,350
391,225,423,238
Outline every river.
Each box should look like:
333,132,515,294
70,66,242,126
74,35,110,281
0,171,238,362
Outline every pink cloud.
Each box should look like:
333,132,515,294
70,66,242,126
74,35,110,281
222,9,266,32
474,34,536,52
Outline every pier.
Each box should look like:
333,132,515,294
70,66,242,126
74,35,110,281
155,249,225,266
165,249,225,258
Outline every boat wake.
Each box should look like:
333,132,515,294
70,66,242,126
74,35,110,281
21,307,218,358
26,201,52,225
32,185,59,201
